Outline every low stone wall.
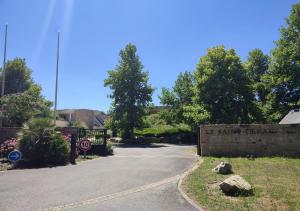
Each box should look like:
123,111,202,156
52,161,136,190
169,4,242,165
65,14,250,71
199,124,300,157
0,127,23,144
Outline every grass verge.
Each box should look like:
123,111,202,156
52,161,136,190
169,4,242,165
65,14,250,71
183,157,300,211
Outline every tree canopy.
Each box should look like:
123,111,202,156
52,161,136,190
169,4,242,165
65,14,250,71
0,58,51,127
194,46,261,124
264,3,300,121
159,71,194,125
0,58,33,95
245,49,270,105
104,44,153,139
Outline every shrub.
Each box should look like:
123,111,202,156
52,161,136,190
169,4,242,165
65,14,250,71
0,138,18,157
105,142,114,155
19,118,70,166
135,124,192,137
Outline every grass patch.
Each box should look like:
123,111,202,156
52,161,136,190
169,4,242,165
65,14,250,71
184,157,300,211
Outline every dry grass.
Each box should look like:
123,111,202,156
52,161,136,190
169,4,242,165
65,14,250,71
183,157,300,211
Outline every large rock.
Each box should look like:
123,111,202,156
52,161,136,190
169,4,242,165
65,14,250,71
219,175,253,196
212,161,232,174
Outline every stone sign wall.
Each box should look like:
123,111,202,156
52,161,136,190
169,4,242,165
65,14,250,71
199,124,300,157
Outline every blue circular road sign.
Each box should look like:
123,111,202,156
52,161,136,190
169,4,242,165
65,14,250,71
8,150,22,162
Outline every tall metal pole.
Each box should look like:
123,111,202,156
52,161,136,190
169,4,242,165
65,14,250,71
0,24,8,128
53,31,60,126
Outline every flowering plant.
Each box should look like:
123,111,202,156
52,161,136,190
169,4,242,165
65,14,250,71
0,138,18,157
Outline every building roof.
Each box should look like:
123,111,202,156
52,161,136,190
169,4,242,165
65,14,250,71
279,109,300,124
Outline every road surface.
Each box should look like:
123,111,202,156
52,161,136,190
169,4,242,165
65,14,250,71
0,144,198,211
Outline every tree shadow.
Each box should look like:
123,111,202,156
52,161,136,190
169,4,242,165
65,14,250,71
114,143,168,148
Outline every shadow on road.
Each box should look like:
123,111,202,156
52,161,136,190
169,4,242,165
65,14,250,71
114,143,168,148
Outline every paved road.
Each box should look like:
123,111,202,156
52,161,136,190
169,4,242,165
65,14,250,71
0,144,198,211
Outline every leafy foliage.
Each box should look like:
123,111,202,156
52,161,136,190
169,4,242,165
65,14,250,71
245,49,270,105
0,58,33,95
0,58,52,127
19,118,70,166
194,46,261,124
265,3,300,122
104,44,153,139
159,71,194,125
0,84,52,127
135,124,191,137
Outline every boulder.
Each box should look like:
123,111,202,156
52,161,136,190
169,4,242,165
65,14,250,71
219,175,253,196
212,161,232,174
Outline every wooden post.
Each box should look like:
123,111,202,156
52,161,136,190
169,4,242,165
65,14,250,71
104,129,107,147
70,133,77,164
197,126,201,156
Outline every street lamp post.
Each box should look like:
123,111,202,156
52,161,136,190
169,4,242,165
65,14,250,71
0,24,8,128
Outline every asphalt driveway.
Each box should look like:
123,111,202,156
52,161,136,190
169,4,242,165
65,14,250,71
0,144,198,211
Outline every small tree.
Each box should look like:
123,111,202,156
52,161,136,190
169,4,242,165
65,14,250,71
104,44,153,139
159,71,194,125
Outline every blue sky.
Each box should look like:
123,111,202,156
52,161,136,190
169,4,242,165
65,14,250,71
0,0,298,112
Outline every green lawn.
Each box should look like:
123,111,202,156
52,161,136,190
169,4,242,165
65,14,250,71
184,157,300,211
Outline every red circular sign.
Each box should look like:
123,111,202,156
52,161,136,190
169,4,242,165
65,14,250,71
79,139,92,151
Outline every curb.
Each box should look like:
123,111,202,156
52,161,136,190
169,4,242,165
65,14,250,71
178,158,205,211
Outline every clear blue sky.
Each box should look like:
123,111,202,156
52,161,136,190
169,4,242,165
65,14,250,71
0,0,298,112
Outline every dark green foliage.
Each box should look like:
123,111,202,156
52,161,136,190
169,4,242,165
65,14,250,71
194,46,261,124
19,118,70,166
104,44,154,139
0,58,52,127
0,85,52,127
265,3,300,122
245,49,270,105
0,58,33,95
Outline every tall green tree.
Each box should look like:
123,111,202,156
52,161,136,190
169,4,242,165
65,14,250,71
104,44,153,139
265,3,300,121
159,71,194,125
245,49,270,105
194,46,261,124
0,58,33,95
0,58,51,127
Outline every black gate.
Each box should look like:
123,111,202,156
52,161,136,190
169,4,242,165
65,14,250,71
78,128,108,155
78,128,107,146
61,127,108,164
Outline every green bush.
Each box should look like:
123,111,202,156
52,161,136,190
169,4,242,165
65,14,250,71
135,124,192,137
105,142,114,155
19,118,70,167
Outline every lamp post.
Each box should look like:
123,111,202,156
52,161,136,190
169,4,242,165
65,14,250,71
0,23,8,128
